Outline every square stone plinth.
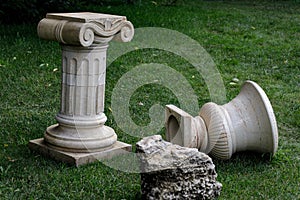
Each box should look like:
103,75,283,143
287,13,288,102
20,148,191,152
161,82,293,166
28,138,132,167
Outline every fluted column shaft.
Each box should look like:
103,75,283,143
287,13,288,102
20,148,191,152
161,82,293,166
44,44,118,152
57,45,107,127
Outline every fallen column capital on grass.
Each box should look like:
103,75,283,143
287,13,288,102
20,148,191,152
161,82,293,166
165,80,278,160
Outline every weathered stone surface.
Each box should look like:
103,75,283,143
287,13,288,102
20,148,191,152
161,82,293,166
136,135,222,200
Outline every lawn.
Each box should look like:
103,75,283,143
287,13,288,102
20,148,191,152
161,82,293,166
0,0,299,199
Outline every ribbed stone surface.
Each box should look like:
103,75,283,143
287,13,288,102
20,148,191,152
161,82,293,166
136,135,222,200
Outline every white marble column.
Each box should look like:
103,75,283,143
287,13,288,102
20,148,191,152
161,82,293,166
29,12,134,166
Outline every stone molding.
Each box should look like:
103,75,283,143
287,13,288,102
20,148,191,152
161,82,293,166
37,12,134,47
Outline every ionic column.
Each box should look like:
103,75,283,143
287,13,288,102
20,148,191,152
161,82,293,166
29,12,134,166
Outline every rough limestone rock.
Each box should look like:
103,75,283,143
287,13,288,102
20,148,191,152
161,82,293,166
136,135,222,200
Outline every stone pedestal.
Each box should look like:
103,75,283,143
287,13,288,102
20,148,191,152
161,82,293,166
29,12,134,166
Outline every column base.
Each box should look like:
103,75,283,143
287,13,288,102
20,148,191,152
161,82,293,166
28,138,132,167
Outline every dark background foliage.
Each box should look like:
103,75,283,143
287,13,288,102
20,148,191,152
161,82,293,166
1,0,299,24
0,0,135,24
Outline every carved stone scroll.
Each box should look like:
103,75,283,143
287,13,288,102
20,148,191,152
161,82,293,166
37,12,134,47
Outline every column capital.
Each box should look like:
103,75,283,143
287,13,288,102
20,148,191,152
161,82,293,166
37,12,134,47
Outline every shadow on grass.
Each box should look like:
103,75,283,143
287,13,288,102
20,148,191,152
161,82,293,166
1,144,142,199
213,151,275,172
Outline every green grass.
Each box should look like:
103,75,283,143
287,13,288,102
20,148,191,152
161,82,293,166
0,0,299,199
